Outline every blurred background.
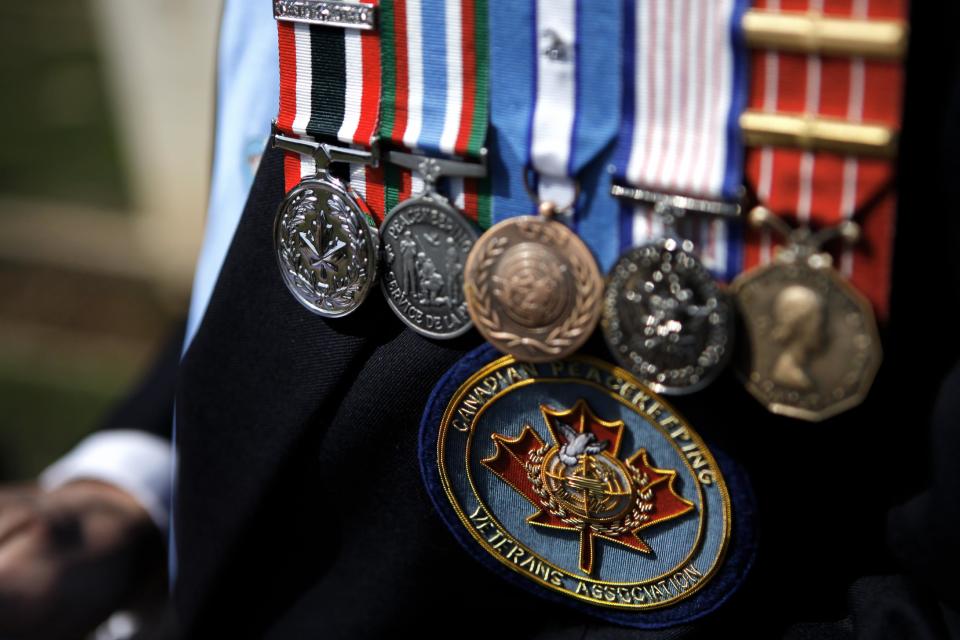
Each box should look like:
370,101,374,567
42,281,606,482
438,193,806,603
0,0,221,482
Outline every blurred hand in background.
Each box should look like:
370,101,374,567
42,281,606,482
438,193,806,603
0,481,163,640
0,0,219,633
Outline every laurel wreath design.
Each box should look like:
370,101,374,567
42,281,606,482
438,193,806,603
524,445,654,537
469,221,600,358
279,190,367,312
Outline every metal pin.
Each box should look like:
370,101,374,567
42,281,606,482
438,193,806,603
740,111,898,158
742,9,907,60
611,184,742,218
272,127,376,170
273,0,377,30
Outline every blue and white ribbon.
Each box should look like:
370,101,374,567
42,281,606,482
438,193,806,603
489,0,622,270
612,0,749,281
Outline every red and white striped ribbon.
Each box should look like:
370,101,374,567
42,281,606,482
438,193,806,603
616,0,747,280
277,11,383,219
744,0,905,318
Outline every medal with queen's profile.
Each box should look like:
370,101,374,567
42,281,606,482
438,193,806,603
731,209,882,422
732,253,881,421
419,344,756,628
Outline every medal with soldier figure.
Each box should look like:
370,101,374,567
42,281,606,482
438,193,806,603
375,0,490,338
380,152,484,339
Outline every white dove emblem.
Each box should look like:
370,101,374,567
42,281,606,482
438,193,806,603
558,424,609,467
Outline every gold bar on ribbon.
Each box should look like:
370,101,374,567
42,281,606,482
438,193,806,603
742,9,908,60
739,111,898,158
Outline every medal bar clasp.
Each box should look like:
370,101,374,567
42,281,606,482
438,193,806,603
385,149,486,193
610,184,742,219
739,111,897,158
386,150,487,179
742,9,907,60
273,0,377,30
272,127,377,171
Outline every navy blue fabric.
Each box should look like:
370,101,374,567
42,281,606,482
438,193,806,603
419,343,757,629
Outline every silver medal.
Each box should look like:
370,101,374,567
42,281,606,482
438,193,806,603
604,189,741,394
272,132,379,318
380,151,484,339
381,196,477,339
602,238,733,394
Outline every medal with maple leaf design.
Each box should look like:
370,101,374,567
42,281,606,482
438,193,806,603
273,176,379,317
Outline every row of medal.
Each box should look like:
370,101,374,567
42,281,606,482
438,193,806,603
267,0,901,624
271,130,882,423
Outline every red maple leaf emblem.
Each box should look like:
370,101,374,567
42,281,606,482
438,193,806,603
481,399,695,574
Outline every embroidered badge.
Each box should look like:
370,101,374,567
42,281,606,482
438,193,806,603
420,345,755,628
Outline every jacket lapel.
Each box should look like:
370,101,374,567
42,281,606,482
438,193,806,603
173,145,374,624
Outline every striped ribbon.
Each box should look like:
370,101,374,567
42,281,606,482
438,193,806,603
276,10,385,219
612,0,750,282
743,0,904,318
489,0,622,270
375,0,492,228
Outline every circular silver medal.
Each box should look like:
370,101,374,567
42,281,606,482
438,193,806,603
274,176,379,317
380,194,478,338
602,238,733,394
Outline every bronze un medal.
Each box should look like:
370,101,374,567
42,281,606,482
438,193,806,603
464,214,603,362
602,238,733,395
731,218,881,421
380,193,478,339
274,175,379,318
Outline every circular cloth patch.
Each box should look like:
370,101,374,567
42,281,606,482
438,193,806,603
419,344,756,628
